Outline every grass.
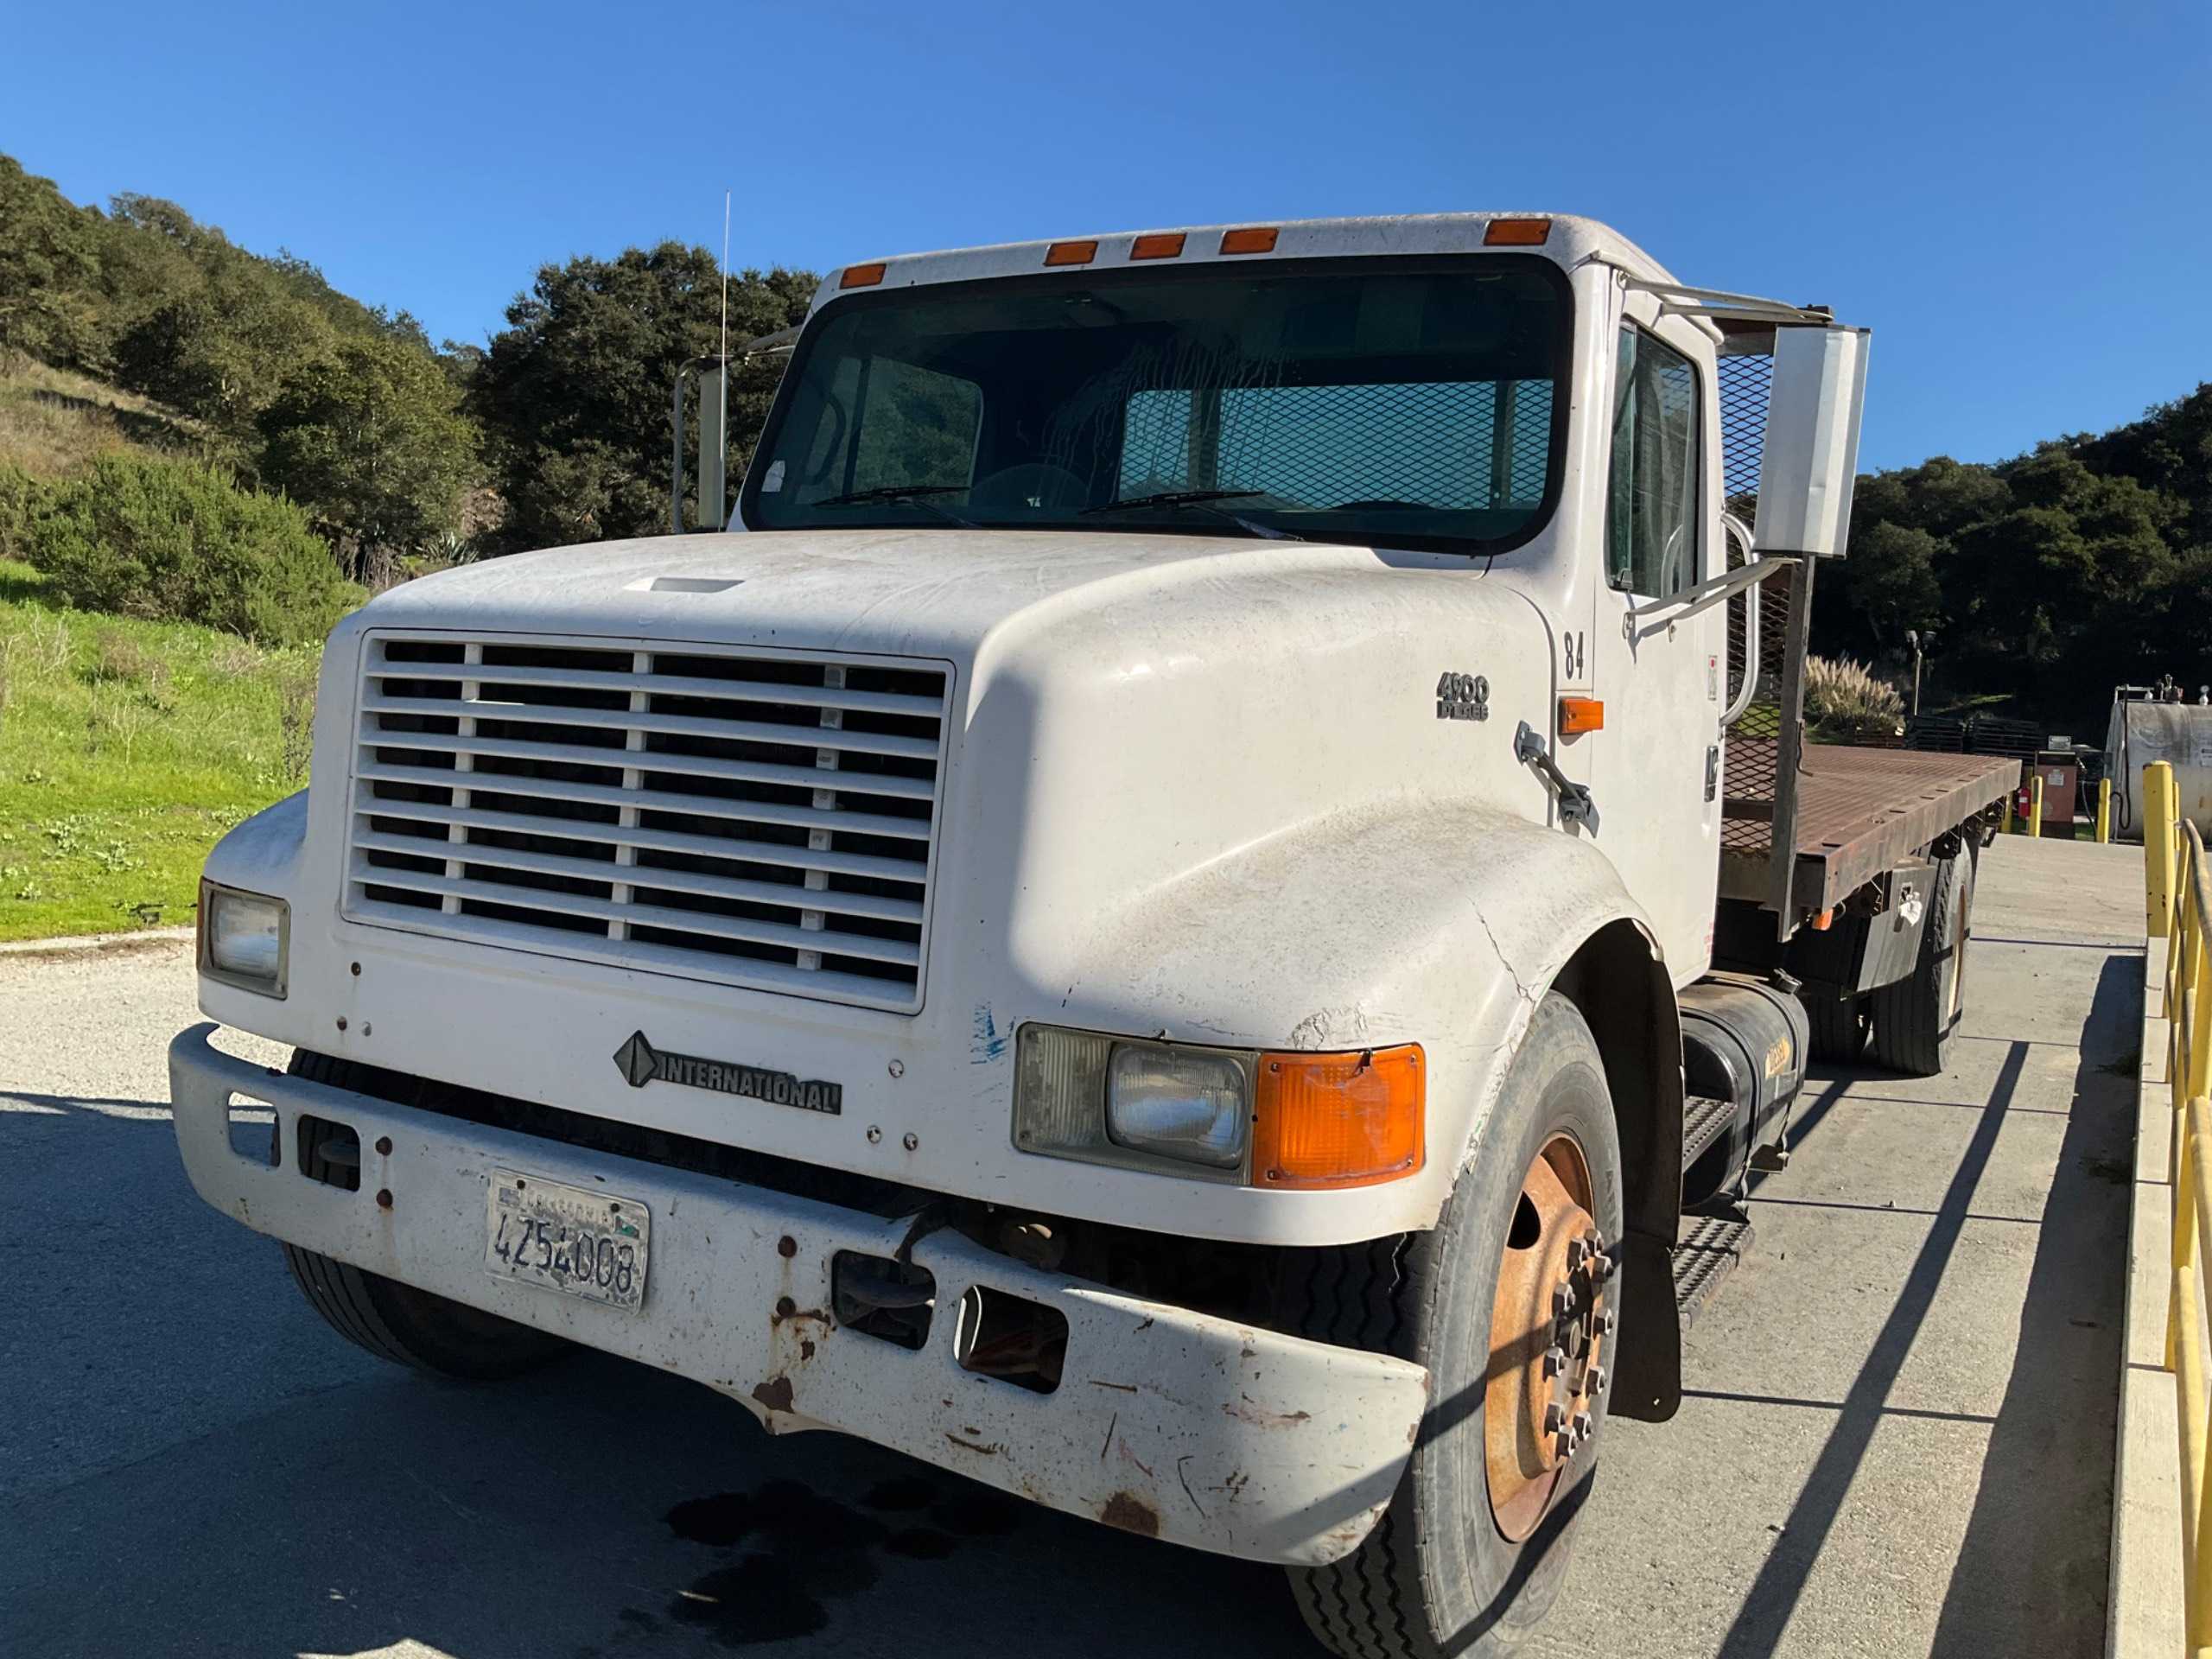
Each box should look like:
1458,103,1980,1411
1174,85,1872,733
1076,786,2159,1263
0,557,318,940
0,357,207,480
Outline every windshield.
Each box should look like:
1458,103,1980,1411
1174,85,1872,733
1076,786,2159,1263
741,257,1568,553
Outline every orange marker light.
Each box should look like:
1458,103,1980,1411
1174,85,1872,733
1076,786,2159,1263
1129,232,1186,261
839,262,887,289
1218,226,1280,256
1252,1046,1424,1190
1559,696,1605,735
1044,239,1098,267
1484,218,1552,246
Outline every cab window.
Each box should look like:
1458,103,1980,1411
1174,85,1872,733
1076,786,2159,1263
1605,327,1700,596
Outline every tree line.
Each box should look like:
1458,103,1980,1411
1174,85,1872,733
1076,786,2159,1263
1814,387,2212,733
0,152,814,583
3,150,2207,728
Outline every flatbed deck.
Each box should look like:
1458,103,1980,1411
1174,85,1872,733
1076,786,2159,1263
1719,741,2018,913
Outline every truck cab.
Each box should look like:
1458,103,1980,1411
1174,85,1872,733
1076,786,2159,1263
169,213,1966,1658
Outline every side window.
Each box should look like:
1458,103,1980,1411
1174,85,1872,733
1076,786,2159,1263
797,357,982,502
1605,327,1700,597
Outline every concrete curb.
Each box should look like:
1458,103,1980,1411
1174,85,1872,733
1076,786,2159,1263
0,925,194,963
2113,932,2186,1656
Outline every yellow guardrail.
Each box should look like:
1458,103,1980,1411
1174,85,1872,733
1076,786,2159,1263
2151,759,2212,1649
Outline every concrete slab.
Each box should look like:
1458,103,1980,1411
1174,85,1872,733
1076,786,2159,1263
0,838,2141,1659
1538,836,2139,1659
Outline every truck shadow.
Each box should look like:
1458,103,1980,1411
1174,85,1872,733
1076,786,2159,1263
1698,948,2134,1658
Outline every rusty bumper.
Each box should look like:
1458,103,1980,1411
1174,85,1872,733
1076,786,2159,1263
169,1025,1427,1564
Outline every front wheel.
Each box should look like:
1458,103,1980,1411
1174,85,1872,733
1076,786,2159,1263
1285,994,1623,1658
280,1051,569,1381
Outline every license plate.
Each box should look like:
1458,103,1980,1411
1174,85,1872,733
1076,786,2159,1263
484,1170,650,1311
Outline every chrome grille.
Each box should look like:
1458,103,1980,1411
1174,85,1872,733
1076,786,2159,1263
344,632,951,1012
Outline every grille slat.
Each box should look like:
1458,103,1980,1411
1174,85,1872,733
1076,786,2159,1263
348,870,925,965
346,634,950,1012
353,830,925,924
360,721,938,798
357,798,931,883
368,660,944,718
354,763,935,842
363,696,941,763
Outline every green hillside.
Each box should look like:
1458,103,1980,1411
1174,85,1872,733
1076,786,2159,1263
0,556,315,939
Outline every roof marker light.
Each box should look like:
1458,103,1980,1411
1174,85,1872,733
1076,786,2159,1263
1484,219,1552,246
839,262,887,289
1218,226,1280,256
1044,239,1098,267
1129,232,1186,261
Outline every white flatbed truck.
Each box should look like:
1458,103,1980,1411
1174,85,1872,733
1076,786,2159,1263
168,213,2014,1656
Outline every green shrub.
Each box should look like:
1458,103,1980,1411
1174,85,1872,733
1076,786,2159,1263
0,462,36,561
22,454,359,645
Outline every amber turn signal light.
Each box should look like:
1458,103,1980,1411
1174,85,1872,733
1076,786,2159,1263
1484,218,1552,246
839,262,887,289
1129,232,1186,260
1252,1046,1424,1190
1218,226,1280,256
1558,696,1605,735
1044,239,1098,267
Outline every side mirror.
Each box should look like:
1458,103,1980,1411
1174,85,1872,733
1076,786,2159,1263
1753,325,1870,558
670,357,728,534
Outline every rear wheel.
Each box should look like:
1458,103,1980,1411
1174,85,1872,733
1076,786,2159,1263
1803,987,1871,1065
1285,994,1623,1659
280,1051,569,1381
1869,842,1977,1077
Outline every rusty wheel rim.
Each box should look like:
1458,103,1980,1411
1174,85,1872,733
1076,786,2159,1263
1484,1132,1609,1543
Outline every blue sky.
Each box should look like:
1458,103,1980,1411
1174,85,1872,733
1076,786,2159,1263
8,0,2207,472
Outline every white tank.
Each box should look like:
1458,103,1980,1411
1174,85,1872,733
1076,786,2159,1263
2107,689,2212,842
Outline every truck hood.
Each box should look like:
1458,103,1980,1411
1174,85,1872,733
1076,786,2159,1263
352,527,1466,665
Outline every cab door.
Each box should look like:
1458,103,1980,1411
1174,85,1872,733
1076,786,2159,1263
1582,315,1725,981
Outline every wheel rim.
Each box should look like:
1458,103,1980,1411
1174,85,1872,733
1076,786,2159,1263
1484,1132,1609,1542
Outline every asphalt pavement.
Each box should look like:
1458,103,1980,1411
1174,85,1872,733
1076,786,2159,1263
0,834,2141,1657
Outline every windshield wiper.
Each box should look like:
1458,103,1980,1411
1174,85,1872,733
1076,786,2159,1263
1080,488,1300,542
810,484,978,527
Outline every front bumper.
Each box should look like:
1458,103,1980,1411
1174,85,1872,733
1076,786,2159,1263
169,1025,1427,1564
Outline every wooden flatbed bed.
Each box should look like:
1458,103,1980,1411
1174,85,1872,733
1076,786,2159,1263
1719,741,2018,915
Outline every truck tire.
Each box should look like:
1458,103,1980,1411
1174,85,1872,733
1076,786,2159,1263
279,1051,569,1381
1803,987,1869,1064
1283,994,1623,1659
1868,842,1976,1077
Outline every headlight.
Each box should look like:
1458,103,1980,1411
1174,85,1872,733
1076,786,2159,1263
1014,1026,1253,1180
1014,1023,1430,1190
200,882,289,997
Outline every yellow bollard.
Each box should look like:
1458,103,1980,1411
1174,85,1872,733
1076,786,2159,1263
2028,774,2044,839
2098,777,2112,844
2003,791,2015,836
2150,762,2178,938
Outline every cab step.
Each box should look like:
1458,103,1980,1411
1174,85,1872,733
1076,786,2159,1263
1673,1210,1753,1329
1681,1094,1738,1170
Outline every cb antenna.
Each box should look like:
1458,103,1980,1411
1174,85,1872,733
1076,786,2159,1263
717,190,731,517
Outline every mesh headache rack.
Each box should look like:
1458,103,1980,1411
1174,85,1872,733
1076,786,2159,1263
345,633,953,1013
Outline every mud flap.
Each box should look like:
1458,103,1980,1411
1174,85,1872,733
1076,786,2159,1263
1606,1226,1681,1422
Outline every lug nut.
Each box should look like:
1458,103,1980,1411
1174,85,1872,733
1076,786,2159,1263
1600,1309,1618,1337
1554,1430,1573,1458
1586,1364,1607,1395
1573,1410,1594,1443
1566,1238,1587,1269
1541,1344,1565,1377
1552,1286,1575,1317
1543,1402,1564,1433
